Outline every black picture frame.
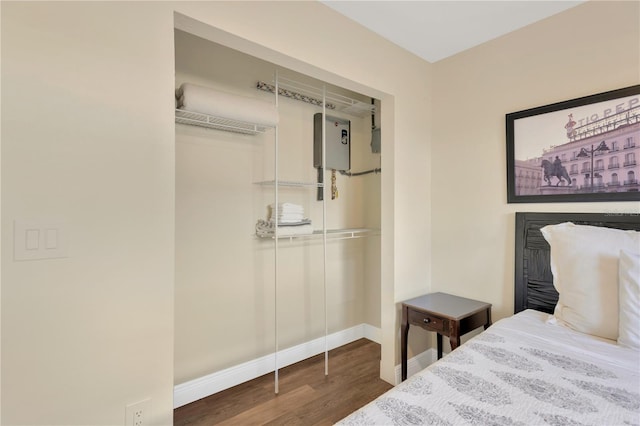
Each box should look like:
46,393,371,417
506,85,640,203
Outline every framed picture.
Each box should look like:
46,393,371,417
506,85,640,203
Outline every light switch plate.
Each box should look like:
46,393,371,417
14,220,67,261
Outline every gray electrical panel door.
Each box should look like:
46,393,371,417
313,113,350,172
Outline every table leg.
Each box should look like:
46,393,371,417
449,334,461,351
449,320,461,352
484,307,492,330
401,306,409,381
436,333,443,359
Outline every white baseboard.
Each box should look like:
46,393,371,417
363,323,381,343
174,323,381,408
394,348,438,384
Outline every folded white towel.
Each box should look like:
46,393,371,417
269,214,304,222
255,219,314,237
176,83,279,126
268,203,305,223
278,217,306,224
269,203,304,211
269,204,304,215
257,218,311,228
267,215,309,225
274,213,304,218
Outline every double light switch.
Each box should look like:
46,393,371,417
14,220,67,261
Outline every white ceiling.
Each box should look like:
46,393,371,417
321,1,585,63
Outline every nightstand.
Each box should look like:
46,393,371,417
401,292,492,381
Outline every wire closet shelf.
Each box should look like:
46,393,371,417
175,109,273,135
256,76,375,118
255,227,380,241
175,76,374,136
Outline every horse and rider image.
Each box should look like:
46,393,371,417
541,156,572,186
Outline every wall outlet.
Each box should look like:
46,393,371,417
125,399,151,426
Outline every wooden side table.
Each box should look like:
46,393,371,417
401,292,492,381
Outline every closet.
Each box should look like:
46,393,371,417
174,29,381,403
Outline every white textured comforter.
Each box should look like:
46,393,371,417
337,310,640,426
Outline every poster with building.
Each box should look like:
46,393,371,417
506,86,640,203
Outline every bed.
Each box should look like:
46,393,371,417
338,212,640,426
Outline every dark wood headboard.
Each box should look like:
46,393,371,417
514,212,640,314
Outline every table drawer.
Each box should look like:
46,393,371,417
408,309,446,332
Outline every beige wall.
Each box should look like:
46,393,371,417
1,2,176,424
431,1,640,331
2,1,431,424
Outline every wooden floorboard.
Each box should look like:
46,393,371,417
218,385,317,426
174,339,393,425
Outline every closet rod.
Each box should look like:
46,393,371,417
339,168,382,177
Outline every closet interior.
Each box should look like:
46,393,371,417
174,29,382,403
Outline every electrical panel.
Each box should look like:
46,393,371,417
313,113,350,172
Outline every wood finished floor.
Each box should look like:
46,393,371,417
174,339,393,425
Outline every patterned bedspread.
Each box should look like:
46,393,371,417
337,310,640,426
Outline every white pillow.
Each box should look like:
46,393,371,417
618,250,640,349
540,222,640,340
